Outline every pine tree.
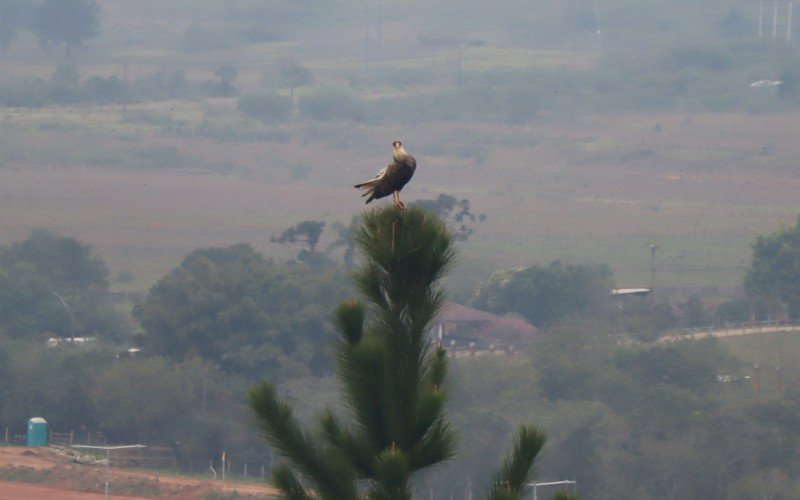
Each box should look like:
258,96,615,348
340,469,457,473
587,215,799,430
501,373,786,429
249,206,547,499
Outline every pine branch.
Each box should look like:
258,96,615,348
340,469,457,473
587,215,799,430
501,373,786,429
248,382,357,499
271,463,314,500
485,425,548,500
319,409,375,477
335,299,365,345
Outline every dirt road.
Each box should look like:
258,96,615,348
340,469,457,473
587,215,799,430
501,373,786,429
0,446,277,498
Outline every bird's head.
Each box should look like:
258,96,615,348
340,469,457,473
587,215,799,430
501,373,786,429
392,141,403,150
392,141,407,155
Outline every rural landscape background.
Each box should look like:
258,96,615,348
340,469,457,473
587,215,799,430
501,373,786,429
2,0,800,498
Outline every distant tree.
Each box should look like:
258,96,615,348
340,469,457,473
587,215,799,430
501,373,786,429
412,193,486,241
298,87,368,122
614,339,725,392
35,0,100,57
49,63,81,103
778,64,800,100
745,216,800,318
93,357,192,443
132,243,349,378
267,59,314,102
82,75,123,103
249,206,547,499
326,215,359,268
1,229,107,291
0,230,124,340
213,64,238,97
0,343,110,431
273,220,326,252
237,90,292,123
471,261,614,328
678,295,706,328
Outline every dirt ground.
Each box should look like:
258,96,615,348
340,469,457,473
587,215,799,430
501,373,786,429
0,446,278,499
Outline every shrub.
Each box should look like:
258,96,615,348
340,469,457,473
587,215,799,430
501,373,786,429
297,87,368,122
236,90,292,123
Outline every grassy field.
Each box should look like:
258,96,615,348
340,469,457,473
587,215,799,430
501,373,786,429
0,1,798,298
720,332,800,396
1,102,799,296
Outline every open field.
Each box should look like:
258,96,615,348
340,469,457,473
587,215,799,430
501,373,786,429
722,331,800,371
2,104,799,295
0,1,798,297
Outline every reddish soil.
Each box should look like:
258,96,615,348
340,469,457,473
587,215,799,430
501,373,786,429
0,446,278,499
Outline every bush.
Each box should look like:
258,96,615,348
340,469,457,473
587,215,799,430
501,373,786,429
297,87,368,122
236,90,292,123
661,46,735,72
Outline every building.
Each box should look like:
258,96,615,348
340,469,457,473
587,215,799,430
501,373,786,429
432,301,539,349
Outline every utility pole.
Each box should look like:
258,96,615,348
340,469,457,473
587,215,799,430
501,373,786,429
375,0,382,81
364,0,370,76
759,1,765,38
788,1,794,41
650,244,659,302
774,1,779,38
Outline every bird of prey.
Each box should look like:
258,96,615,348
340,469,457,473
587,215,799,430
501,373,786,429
354,141,417,209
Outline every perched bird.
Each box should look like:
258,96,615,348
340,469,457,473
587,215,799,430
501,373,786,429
354,141,417,209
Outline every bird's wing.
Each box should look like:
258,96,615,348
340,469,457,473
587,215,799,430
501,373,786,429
354,163,391,188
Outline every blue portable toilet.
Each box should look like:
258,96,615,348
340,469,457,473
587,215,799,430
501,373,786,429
27,417,48,447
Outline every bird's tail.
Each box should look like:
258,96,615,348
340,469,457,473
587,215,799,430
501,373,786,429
354,180,377,195
354,181,377,203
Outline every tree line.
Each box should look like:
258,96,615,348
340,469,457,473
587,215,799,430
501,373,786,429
3,215,800,497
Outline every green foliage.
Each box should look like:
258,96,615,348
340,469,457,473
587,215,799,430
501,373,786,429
0,230,125,340
2,229,108,290
326,215,359,268
486,425,547,500
471,261,614,329
250,207,546,499
298,88,368,122
661,46,734,72
212,64,238,97
133,243,349,379
411,194,486,242
93,356,193,442
273,220,327,253
613,339,724,392
266,59,315,95
745,216,800,318
237,90,292,123
0,340,113,430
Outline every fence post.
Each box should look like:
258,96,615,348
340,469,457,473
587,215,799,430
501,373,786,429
754,364,761,395
244,462,247,478
261,464,265,479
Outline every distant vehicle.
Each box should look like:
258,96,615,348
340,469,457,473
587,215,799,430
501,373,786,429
750,80,783,88
116,347,142,358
